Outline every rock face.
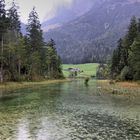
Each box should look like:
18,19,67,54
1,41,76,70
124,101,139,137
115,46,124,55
43,0,140,64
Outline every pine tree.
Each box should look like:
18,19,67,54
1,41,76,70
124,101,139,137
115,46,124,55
0,0,9,40
110,17,140,81
27,7,43,52
26,7,44,80
119,40,128,70
129,35,140,80
6,0,24,81
126,16,138,47
138,18,140,33
46,39,63,79
122,16,138,66
0,0,7,82
8,0,20,33
0,0,6,34
110,39,122,78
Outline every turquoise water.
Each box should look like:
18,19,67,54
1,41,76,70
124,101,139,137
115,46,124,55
0,80,140,140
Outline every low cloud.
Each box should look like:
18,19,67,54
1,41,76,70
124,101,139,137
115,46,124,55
5,0,74,23
43,0,74,21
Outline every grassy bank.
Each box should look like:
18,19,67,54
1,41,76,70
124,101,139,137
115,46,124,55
97,80,140,96
0,80,69,91
63,63,99,77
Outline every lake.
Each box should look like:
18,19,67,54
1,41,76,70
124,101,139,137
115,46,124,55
0,80,140,140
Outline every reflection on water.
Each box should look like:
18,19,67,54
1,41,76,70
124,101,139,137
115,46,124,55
0,80,140,140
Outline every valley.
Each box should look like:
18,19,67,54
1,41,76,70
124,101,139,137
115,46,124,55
0,0,140,139
43,0,140,63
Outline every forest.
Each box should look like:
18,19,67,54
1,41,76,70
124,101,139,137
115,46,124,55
0,0,63,83
97,16,140,81
0,1,140,139
44,0,140,64
1,0,140,83
110,16,140,81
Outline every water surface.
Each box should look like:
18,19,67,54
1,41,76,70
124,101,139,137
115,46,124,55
0,80,140,140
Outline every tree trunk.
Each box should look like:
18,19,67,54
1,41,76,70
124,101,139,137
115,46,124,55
18,59,21,80
48,64,50,78
0,35,4,83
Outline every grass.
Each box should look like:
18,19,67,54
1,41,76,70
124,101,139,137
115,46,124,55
0,80,69,92
0,63,99,91
97,80,140,96
63,63,99,78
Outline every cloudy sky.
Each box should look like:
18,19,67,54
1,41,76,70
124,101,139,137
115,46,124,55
5,0,74,23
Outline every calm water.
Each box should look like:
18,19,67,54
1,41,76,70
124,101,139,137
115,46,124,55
0,80,140,140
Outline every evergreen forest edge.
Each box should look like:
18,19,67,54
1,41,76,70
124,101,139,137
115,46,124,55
97,16,140,81
0,0,140,82
0,0,64,83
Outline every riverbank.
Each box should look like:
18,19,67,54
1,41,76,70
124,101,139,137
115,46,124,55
97,80,140,96
0,79,69,92
1,79,140,97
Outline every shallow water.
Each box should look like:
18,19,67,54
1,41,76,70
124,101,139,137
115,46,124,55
0,80,140,140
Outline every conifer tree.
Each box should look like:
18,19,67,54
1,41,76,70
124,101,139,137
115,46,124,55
0,0,6,36
138,18,140,33
8,1,20,33
126,16,138,46
26,7,44,80
6,0,25,81
0,2,64,82
27,7,43,52
46,39,63,79
110,39,122,78
110,17,140,81
129,35,140,80
123,16,138,66
0,0,7,82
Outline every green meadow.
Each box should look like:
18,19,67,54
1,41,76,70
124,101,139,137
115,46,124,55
63,63,99,78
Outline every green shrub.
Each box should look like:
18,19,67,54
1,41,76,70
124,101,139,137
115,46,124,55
96,64,109,79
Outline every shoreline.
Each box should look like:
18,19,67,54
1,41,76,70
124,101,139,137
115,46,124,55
0,79,70,92
97,80,140,96
0,79,140,96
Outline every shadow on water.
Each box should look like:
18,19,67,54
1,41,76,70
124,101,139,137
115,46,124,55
0,95,19,102
0,80,140,139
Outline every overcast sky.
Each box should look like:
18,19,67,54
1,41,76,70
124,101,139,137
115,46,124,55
5,0,74,23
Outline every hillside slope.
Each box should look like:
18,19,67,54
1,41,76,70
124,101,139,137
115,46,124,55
44,0,140,64
42,0,94,32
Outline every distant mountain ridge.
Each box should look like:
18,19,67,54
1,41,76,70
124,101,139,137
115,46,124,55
43,0,140,64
